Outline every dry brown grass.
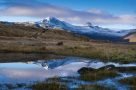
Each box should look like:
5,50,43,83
0,23,136,62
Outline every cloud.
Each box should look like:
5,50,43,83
0,0,136,28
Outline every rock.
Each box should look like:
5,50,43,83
78,65,136,75
57,41,63,46
78,67,119,81
98,64,116,70
78,65,115,74
78,67,96,74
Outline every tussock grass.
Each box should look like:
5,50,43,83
56,43,136,63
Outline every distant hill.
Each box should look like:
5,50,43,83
0,21,89,41
124,31,136,42
35,17,130,42
0,18,135,43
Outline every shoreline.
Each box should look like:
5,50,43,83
0,51,135,63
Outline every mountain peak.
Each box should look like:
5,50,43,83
35,17,133,40
36,17,67,29
86,22,93,27
44,17,59,22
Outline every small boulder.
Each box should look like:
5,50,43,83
78,67,96,74
57,41,63,46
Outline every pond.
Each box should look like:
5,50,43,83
0,57,136,90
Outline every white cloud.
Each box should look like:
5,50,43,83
0,3,136,29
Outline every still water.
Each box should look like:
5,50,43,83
0,57,136,90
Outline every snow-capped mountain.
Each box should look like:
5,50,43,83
35,17,134,41
1,17,134,41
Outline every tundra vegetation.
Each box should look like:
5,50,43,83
0,23,136,63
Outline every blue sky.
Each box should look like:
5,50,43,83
0,0,136,29
43,0,136,14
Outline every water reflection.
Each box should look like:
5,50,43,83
0,57,88,83
1,57,136,84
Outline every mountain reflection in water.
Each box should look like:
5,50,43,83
0,57,136,84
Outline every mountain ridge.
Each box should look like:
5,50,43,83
124,31,136,42
0,17,135,42
35,17,133,41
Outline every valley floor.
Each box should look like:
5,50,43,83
0,35,135,63
0,23,135,63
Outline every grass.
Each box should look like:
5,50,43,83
0,22,136,63
0,22,88,41
31,77,116,90
76,84,115,90
0,53,64,62
119,77,136,90
31,77,68,90
55,43,136,63
79,70,119,81
32,82,67,90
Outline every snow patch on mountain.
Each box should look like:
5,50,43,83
1,17,134,41
35,17,132,37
